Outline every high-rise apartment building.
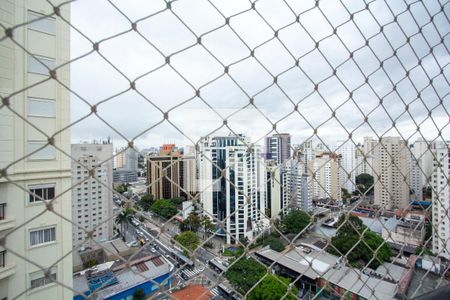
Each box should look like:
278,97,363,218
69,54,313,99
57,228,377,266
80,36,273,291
374,137,410,209
412,138,434,187
409,148,423,201
333,141,356,193
282,157,312,213
265,161,283,218
71,142,113,246
265,133,291,165
0,1,72,299
198,135,266,244
431,142,450,259
307,152,342,201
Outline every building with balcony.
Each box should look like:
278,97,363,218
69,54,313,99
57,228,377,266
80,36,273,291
431,142,450,259
198,134,266,244
71,142,114,246
0,1,73,299
374,137,410,209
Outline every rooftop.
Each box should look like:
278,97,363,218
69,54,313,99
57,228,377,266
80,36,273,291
256,246,339,280
323,265,398,299
170,284,213,300
74,255,173,299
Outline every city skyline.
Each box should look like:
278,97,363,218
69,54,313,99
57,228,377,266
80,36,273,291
1,0,449,299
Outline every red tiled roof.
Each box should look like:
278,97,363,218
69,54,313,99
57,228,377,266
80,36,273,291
171,284,213,300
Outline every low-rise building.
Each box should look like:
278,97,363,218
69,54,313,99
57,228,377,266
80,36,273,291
255,245,401,300
381,217,425,248
73,255,173,300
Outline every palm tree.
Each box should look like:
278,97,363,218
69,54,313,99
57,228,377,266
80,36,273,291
115,207,134,240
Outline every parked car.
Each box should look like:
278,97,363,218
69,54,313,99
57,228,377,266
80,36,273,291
126,241,139,247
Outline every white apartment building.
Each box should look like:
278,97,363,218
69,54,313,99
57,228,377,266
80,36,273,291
71,143,113,246
282,158,312,213
431,143,450,259
413,138,434,187
356,146,374,177
198,135,266,244
374,137,410,209
182,155,198,197
409,150,423,201
307,152,342,201
0,1,72,299
265,162,283,218
333,140,356,193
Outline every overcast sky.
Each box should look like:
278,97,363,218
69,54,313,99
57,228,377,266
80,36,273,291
69,0,449,150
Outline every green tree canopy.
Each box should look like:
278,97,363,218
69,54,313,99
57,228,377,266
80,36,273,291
329,214,391,269
174,231,200,253
248,275,298,300
355,173,374,195
114,183,130,194
180,211,201,232
225,257,266,294
151,199,177,219
263,236,285,252
281,210,311,234
137,193,153,211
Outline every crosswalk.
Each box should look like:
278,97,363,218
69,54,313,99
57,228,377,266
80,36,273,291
209,287,220,297
182,266,205,278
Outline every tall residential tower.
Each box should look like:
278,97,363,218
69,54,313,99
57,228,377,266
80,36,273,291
0,1,72,299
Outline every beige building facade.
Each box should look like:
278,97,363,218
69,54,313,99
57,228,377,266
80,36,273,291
0,1,73,299
374,137,410,209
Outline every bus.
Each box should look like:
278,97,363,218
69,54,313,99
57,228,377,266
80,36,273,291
169,248,194,270
217,283,239,300
208,258,227,274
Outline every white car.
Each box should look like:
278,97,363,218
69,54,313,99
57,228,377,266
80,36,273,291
126,241,139,247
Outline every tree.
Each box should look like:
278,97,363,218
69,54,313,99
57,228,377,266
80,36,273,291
355,173,374,195
225,257,266,294
201,215,215,238
341,188,351,202
115,207,135,240
335,214,363,236
263,236,285,252
174,231,200,253
151,199,177,219
133,288,145,300
170,196,185,207
248,275,298,300
180,211,201,232
328,214,391,269
114,183,130,194
280,210,311,235
137,193,153,211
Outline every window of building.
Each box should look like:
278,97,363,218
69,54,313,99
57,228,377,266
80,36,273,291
27,141,56,160
30,227,56,246
27,97,55,118
27,11,55,35
27,55,55,75
28,184,55,203
0,203,5,220
29,267,57,290
0,250,5,267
